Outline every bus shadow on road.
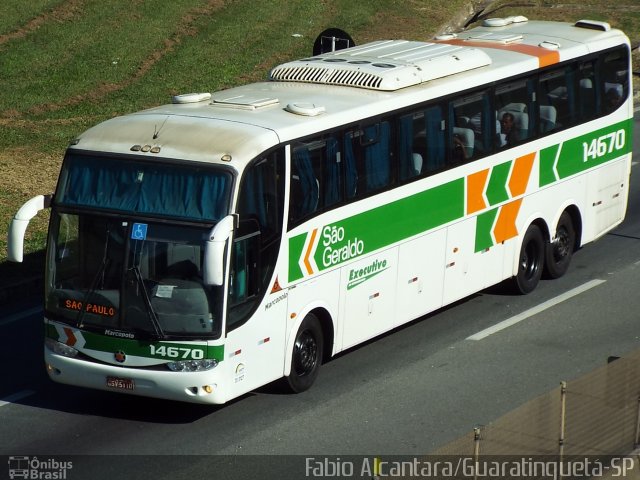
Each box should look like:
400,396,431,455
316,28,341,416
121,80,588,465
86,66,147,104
11,381,255,424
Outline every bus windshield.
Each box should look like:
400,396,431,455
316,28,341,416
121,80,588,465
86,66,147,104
44,153,234,340
46,213,225,339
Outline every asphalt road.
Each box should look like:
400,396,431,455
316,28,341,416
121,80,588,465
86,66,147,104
1,116,640,479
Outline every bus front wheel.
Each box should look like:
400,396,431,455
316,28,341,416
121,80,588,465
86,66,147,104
514,224,545,294
285,313,324,393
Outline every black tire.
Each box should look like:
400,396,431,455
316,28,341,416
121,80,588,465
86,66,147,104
285,313,323,393
544,212,576,279
514,224,545,294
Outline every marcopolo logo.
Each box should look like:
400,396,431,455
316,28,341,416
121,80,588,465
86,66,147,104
8,456,72,479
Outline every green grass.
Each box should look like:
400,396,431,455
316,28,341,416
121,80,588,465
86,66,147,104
0,0,637,283
0,0,64,35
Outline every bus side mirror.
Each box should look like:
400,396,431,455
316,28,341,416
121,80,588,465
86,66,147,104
203,215,236,286
7,194,52,263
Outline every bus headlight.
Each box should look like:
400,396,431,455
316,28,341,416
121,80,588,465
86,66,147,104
166,359,218,372
45,338,79,358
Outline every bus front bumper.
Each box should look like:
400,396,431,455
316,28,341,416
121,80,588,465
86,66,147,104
44,347,227,404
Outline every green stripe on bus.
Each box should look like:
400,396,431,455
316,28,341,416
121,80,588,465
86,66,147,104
485,160,512,206
288,179,464,282
539,144,559,187
288,233,307,284
540,119,632,187
45,323,59,341
475,208,498,252
45,325,224,361
555,119,632,179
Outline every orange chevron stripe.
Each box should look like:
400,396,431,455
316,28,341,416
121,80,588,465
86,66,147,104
467,169,490,214
435,39,560,68
494,199,522,243
63,327,77,347
509,152,535,197
303,228,318,275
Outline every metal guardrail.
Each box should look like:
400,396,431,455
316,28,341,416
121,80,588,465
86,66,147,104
432,349,640,457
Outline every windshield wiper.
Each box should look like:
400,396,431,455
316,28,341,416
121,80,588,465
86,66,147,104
129,265,167,339
77,227,111,328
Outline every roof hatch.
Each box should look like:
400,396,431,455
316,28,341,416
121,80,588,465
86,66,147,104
269,40,492,91
211,95,279,110
465,33,524,44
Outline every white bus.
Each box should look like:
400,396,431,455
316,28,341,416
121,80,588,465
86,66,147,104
8,17,633,404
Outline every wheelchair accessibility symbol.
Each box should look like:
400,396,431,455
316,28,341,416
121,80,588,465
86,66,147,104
131,223,148,241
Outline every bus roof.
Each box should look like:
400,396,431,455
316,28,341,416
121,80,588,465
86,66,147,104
70,18,629,171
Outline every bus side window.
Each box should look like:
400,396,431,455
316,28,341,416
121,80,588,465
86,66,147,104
344,132,358,199
495,80,531,146
227,219,261,328
577,61,597,120
398,106,445,182
344,121,392,197
230,150,285,331
423,106,445,172
290,147,319,222
323,137,342,208
600,47,629,115
449,92,489,162
290,137,343,225
539,67,576,131
399,114,423,181
363,122,391,193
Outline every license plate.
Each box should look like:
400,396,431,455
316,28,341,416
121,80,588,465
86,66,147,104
106,376,135,391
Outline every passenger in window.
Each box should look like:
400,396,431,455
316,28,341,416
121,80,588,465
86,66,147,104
499,112,519,147
604,88,622,114
452,134,468,162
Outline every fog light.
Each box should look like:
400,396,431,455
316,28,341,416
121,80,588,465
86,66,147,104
203,385,213,394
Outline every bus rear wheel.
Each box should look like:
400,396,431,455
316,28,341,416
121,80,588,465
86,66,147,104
285,313,323,393
544,212,576,279
514,224,544,294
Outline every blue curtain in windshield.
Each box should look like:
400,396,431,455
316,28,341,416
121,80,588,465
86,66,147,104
58,155,231,221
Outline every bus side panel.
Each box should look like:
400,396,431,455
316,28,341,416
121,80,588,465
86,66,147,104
443,217,505,305
584,158,629,241
286,269,341,357
340,248,398,350
395,229,447,325
223,290,289,400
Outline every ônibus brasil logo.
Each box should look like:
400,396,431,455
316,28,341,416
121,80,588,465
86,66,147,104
8,456,73,479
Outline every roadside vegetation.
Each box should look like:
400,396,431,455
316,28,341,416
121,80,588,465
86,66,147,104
0,0,638,288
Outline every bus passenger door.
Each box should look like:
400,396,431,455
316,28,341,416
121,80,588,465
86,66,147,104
340,249,397,349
